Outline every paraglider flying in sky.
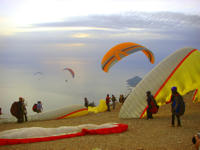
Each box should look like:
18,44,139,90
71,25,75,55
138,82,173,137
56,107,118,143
33,72,43,80
63,67,75,82
101,42,155,72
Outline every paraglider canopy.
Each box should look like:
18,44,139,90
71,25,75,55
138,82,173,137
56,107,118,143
33,72,43,80
101,42,155,72
63,67,75,78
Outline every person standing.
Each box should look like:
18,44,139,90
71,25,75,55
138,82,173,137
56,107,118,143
111,95,116,110
146,91,153,119
146,91,159,120
18,97,25,123
84,97,89,108
119,94,125,104
170,86,185,127
106,94,111,111
22,98,28,122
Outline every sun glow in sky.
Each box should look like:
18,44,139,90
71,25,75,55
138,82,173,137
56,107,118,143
1,0,200,35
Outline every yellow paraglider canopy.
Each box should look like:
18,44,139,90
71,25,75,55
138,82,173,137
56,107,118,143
101,42,155,72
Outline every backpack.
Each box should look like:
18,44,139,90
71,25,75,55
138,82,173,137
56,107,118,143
179,95,185,116
149,95,159,114
32,104,37,112
10,101,19,118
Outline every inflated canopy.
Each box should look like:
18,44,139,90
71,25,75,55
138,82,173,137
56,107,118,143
101,42,154,72
119,47,200,118
63,67,75,78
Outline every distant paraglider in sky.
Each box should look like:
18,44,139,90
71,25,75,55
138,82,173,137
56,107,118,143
63,67,75,82
33,72,43,80
101,42,155,72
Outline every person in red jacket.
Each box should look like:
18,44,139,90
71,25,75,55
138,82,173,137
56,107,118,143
146,91,159,119
106,94,111,111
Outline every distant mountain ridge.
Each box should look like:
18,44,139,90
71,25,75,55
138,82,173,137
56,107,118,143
126,76,142,87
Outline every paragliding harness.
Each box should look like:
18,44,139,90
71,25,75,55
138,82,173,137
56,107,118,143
32,104,37,112
149,95,159,114
10,101,19,118
172,94,185,116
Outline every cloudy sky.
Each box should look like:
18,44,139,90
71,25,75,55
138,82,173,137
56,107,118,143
0,0,200,115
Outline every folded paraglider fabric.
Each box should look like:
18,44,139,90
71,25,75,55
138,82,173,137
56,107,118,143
88,99,107,113
0,123,128,146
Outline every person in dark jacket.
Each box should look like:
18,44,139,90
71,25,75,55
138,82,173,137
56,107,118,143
106,94,111,111
170,86,185,127
84,97,89,108
17,97,25,123
111,95,116,110
146,91,154,119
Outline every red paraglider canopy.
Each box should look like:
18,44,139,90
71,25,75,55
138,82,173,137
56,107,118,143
63,67,75,78
0,123,128,146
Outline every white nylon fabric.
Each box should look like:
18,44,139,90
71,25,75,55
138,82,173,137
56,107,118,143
0,123,118,139
0,105,85,123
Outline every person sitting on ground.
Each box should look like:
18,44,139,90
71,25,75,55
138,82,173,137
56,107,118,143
111,95,116,110
106,94,111,111
84,97,89,108
192,132,200,150
36,101,43,113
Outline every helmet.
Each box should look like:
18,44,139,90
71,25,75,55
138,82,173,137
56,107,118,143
171,86,177,91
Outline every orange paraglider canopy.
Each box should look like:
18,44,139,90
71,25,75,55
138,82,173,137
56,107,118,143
101,42,154,72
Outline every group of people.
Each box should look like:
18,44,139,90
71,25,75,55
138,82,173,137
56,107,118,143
105,94,117,111
84,94,124,112
146,87,200,149
10,98,43,123
146,86,185,127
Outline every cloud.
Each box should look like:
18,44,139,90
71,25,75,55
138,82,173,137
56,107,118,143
33,11,200,31
9,11,199,42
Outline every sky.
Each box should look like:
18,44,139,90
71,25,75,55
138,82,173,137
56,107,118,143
0,0,200,115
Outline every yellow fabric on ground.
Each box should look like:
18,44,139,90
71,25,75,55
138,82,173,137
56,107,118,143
88,99,107,113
